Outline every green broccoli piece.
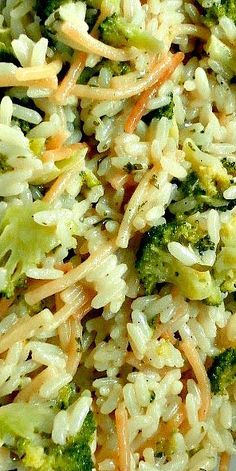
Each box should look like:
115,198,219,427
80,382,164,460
198,0,236,26
194,235,215,255
208,348,236,394
99,13,162,52
0,402,96,471
136,221,221,302
56,383,77,410
0,403,54,443
78,59,131,84
170,139,234,214
142,98,174,125
48,412,96,471
0,201,60,297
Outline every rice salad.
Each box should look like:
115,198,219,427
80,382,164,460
0,0,236,470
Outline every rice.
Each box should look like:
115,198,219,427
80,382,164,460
0,0,236,470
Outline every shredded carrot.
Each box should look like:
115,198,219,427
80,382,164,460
42,143,87,162
0,297,14,318
43,171,73,204
55,292,64,311
54,262,73,273
125,52,184,134
180,340,211,422
26,278,50,291
46,130,70,150
15,60,62,81
161,330,176,345
25,239,116,306
53,51,87,104
137,403,186,455
59,22,132,62
0,75,58,89
115,403,130,471
219,452,231,471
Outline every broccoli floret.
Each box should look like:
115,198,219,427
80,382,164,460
0,402,96,471
142,98,174,125
56,383,77,410
99,13,162,52
136,221,221,302
194,235,215,255
213,214,236,293
208,348,236,394
0,403,54,443
198,0,236,26
78,59,131,84
170,140,234,214
49,412,96,471
0,201,61,297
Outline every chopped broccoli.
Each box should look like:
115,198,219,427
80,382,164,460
99,13,162,52
198,0,236,27
136,220,221,302
208,348,236,394
0,402,96,471
0,201,60,297
78,59,131,84
56,383,77,410
142,97,174,125
194,235,215,255
47,411,96,471
214,214,236,293
170,139,234,214
0,403,54,443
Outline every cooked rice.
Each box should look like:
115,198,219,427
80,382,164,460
0,0,236,470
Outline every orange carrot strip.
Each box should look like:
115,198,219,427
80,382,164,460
53,51,87,104
0,298,14,318
125,52,184,134
46,130,70,150
42,143,87,162
43,171,74,204
219,452,231,471
25,240,116,306
115,403,130,471
54,262,73,273
180,340,211,421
